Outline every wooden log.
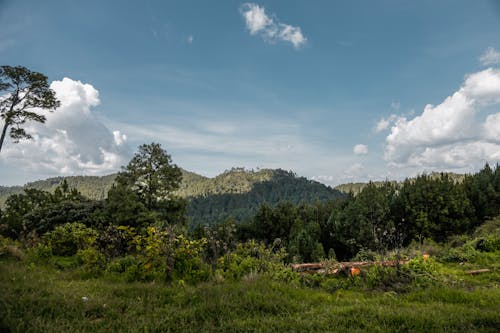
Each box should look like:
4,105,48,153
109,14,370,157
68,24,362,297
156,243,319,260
291,260,410,274
465,269,490,275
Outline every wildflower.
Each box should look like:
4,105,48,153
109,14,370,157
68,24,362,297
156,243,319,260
82,296,89,302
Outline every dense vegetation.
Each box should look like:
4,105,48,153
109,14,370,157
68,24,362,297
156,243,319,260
0,168,344,227
1,144,499,332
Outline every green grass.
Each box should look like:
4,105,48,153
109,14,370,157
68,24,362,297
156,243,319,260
1,259,499,332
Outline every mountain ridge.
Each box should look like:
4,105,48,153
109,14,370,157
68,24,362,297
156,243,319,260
0,169,345,226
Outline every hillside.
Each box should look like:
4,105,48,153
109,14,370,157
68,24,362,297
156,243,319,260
0,168,344,226
335,172,466,195
187,168,344,226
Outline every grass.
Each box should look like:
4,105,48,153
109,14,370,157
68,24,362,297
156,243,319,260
1,258,499,332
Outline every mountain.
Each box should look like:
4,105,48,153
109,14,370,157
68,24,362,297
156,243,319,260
0,168,344,226
334,172,466,195
186,168,344,226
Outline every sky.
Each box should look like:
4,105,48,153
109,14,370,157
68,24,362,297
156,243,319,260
1,0,500,186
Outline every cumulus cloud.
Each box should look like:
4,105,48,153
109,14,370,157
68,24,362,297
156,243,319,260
384,68,500,170
480,47,500,66
240,3,307,49
0,78,129,176
353,144,368,155
375,114,399,133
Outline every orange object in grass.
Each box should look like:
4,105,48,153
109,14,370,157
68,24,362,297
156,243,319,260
350,267,361,277
423,253,430,261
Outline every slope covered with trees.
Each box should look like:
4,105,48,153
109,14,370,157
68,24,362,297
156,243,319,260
0,168,344,226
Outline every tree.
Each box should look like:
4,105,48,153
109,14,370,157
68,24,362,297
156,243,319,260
114,143,185,225
0,65,60,153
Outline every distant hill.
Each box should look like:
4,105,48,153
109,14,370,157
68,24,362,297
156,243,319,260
187,168,344,226
335,172,466,195
0,168,344,226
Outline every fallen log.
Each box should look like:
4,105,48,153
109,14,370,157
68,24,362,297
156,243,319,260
291,260,410,275
465,269,490,275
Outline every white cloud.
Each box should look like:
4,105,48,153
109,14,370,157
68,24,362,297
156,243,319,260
374,114,399,133
353,144,368,155
187,35,194,44
111,115,361,187
384,68,500,170
479,47,500,66
0,78,129,176
240,3,307,49
343,163,364,180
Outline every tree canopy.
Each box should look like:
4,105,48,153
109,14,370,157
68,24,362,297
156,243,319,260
0,65,60,152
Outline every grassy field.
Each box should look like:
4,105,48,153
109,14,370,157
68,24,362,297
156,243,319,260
1,258,499,333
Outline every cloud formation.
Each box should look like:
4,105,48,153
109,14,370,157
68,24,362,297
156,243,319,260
353,144,368,155
240,3,307,49
480,47,500,66
384,68,500,170
375,114,399,133
0,78,129,176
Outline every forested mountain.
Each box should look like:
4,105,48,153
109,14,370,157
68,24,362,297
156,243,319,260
187,169,344,226
0,174,118,206
335,172,466,195
0,168,344,226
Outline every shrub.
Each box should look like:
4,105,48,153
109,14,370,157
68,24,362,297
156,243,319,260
0,235,24,260
352,248,378,262
440,244,478,263
106,255,140,273
216,240,289,281
43,223,97,256
171,235,211,283
474,236,500,252
76,248,106,277
96,225,136,258
26,243,53,262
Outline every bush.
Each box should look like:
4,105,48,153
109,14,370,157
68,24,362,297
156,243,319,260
474,236,500,252
216,240,290,281
440,244,478,263
352,248,378,262
96,225,136,258
171,235,211,284
76,248,106,277
106,255,140,273
43,223,97,256
0,235,24,260
26,243,53,262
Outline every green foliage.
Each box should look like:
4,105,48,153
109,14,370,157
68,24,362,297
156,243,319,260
441,244,478,263
116,143,183,213
188,169,344,227
352,248,378,262
193,218,238,267
474,236,500,252
26,243,53,262
104,184,155,228
0,183,102,239
171,235,211,283
0,65,60,152
76,248,106,277
0,235,24,260
43,223,97,256
106,255,139,273
216,240,290,281
95,225,136,258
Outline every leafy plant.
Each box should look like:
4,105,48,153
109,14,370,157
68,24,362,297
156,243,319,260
43,223,97,256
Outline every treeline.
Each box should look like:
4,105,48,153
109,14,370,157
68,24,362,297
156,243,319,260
0,142,499,264
232,164,500,261
188,169,343,226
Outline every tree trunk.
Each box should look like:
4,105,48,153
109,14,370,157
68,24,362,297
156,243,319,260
0,122,8,153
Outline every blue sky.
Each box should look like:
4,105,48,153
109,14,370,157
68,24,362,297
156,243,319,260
1,0,500,186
